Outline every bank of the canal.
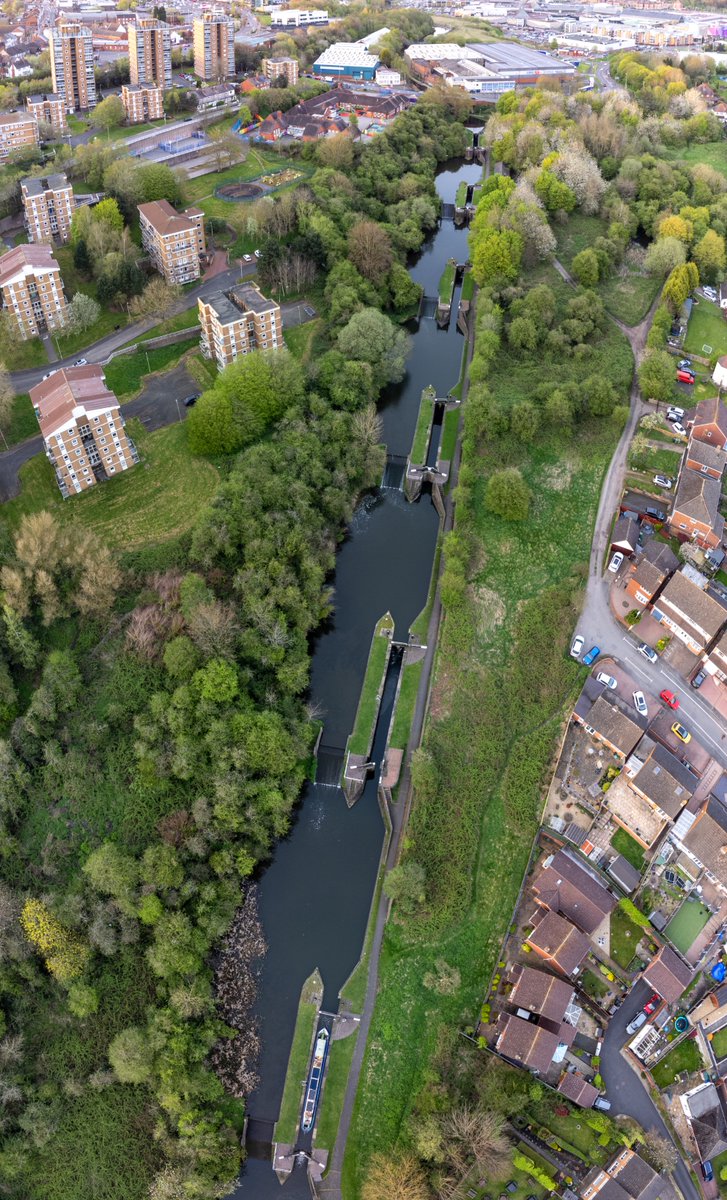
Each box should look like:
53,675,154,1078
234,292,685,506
230,153,484,1200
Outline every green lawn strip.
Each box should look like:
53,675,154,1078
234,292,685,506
103,337,199,400
651,1037,703,1088
660,141,727,178
389,659,424,752
410,538,441,645
610,907,645,969
710,1028,727,1062
283,318,324,364
528,1099,611,1163
3,420,219,552
580,968,610,1000
315,1030,358,1153
555,212,608,269
274,969,322,1146
439,407,460,464
625,473,666,498
136,308,201,342
610,827,645,871
347,614,394,757
712,1148,727,1195
461,269,475,302
186,351,219,392
600,268,660,327
684,300,727,359
438,259,456,304
6,335,47,369
410,386,435,464
4,392,37,447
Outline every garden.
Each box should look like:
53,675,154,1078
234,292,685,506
610,828,645,872
664,898,712,956
610,907,646,971
651,1037,703,1088
683,299,727,360
710,1026,727,1062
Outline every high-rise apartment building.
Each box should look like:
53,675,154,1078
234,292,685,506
194,12,235,80
121,82,164,123
139,199,205,284
262,56,299,86
25,93,68,137
0,111,40,164
49,21,96,112
0,244,68,339
21,174,76,244
31,366,139,497
129,17,172,90
198,283,282,370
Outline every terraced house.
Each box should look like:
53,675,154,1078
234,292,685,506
0,243,67,339
652,568,727,655
139,199,205,284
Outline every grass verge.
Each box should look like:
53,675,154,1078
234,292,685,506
136,308,201,342
389,659,424,753
275,969,322,1145
284,318,324,364
104,338,199,400
316,1031,359,1154
4,392,37,447
410,386,435,464
347,613,394,757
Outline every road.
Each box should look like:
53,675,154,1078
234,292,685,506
595,58,619,92
601,980,701,1200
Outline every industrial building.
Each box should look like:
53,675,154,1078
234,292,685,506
269,8,328,26
193,12,235,81
49,21,96,111
313,42,380,82
405,40,575,98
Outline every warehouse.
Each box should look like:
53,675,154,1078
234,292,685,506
313,42,380,81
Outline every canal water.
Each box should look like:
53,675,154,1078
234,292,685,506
231,153,483,1200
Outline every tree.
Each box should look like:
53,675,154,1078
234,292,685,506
337,308,409,389
693,229,726,285
317,134,354,170
444,1106,511,1178
108,1026,153,1083
362,1152,428,1200
348,220,393,286
67,982,99,1018
383,861,425,916
66,292,100,334
662,261,699,312
471,227,523,286
82,841,139,907
645,236,686,277
91,94,126,132
20,898,89,982
641,1130,678,1172
638,350,675,404
572,248,600,287
511,400,540,442
129,277,181,322
208,126,245,172
93,197,124,232
485,468,531,521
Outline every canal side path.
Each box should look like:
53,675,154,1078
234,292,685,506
316,288,477,1200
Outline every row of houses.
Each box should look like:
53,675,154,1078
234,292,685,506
255,86,412,141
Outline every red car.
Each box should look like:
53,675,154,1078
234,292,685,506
676,369,695,384
643,993,660,1015
660,690,679,709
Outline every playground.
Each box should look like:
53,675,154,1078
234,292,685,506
214,168,302,202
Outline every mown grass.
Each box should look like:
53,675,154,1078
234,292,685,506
136,307,201,342
104,337,199,399
661,140,727,178
610,906,644,969
316,1031,358,1153
347,614,394,757
461,269,475,302
439,407,460,464
275,970,321,1145
4,391,37,446
651,1037,703,1088
284,318,324,364
710,1027,727,1061
183,147,310,221
410,388,434,464
611,827,645,871
3,419,220,551
684,299,727,359
438,260,456,304
389,659,424,752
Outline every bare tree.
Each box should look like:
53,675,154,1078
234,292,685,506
442,1105,511,1181
641,1130,678,1172
362,1152,429,1200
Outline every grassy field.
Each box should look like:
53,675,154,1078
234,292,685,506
275,970,321,1145
651,1037,703,1088
555,213,607,267
136,308,201,342
661,141,727,178
438,259,456,304
684,299,727,359
103,337,199,400
664,899,711,956
283,318,324,364
4,392,37,447
6,335,47,369
315,1030,358,1153
610,907,644,969
611,827,645,871
389,658,424,752
599,262,660,326
182,147,309,221
347,614,394,757
3,420,219,551
410,387,434,464
342,322,631,1194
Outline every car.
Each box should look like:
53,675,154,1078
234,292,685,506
654,475,673,489
183,394,199,407
626,1010,648,1035
676,370,695,385
691,671,706,689
672,721,691,744
583,646,600,666
645,506,666,521
254,249,261,258
702,1162,714,1183
661,689,679,709
638,643,658,663
633,690,648,717
672,422,687,437
73,357,88,367
703,287,718,301
667,405,686,419
643,993,660,1015
593,1097,612,1112
608,552,624,573
676,363,690,373
243,254,253,262
41,370,56,381
570,635,584,659
597,672,617,690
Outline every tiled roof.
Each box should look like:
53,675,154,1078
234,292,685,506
495,1012,558,1073
658,571,727,643
682,795,727,886
642,944,693,1004
138,199,203,236
672,470,724,533
629,559,666,598
0,243,60,286
558,1071,599,1107
585,695,646,757
606,854,641,893
29,365,119,439
630,742,695,818
686,437,726,474
534,848,616,934
526,909,590,975
641,539,679,573
509,964,574,1022
693,396,727,438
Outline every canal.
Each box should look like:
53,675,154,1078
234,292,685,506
231,152,483,1200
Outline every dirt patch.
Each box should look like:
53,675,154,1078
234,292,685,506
471,584,506,637
542,460,576,491
216,182,264,201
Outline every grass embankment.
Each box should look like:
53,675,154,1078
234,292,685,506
347,613,394,757
461,269,475,303
104,337,199,400
284,318,325,364
136,308,201,342
275,969,322,1145
455,180,468,207
438,259,456,304
684,299,727,359
410,386,435,465
439,407,460,464
316,1030,359,1153
651,1038,703,1088
3,420,219,551
342,271,633,1196
611,827,645,871
6,336,47,369
4,392,37,447
554,214,659,325
389,660,424,753
53,247,130,357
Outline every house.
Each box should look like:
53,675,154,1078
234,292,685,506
685,436,726,480
558,1070,600,1108
668,469,724,550
573,693,647,760
675,791,727,896
138,199,205,284
532,848,616,935
0,243,67,339
712,354,727,386
611,515,639,557
627,738,695,823
606,854,642,894
507,963,576,1023
494,1012,562,1074
652,569,727,655
625,540,678,607
703,628,727,687
196,82,237,112
680,1081,727,1163
581,1149,664,1200
691,396,727,451
642,943,693,1004
30,366,138,497
525,909,591,976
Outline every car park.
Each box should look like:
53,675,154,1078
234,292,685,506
570,635,584,659
583,646,600,666
638,643,658,663
626,1010,647,1035
672,722,691,744
691,671,706,689
633,691,648,717
643,993,660,1015
654,475,673,489
608,552,624,573
661,690,679,709
597,672,617,690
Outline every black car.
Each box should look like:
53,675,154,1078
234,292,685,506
691,671,706,689
645,506,667,521
183,394,199,407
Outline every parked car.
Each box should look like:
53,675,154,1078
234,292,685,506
672,422,687,437
570,635,584,659
608,552,624,573
597,672,618,691
691,671,706,689
645,506,667,521
661,690,679,709
638,643,658,663
254,249,261,258
671,721,691,744
243,254,253,262
593,1097,612,1112
667,406,685,420
643,993,660,1015
626,1010,648,1035
41,370,56,381
633,690,648,717
676,364,690,374
703,287,718,302
73,357,88,367
183,394,199,408
676,370,695,384
583,646,600,666
702,1162,714,1183
653,475,673,489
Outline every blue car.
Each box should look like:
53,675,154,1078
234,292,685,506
583,646,600,666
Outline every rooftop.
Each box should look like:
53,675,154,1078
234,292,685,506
526,908,590,975
672,470,724,535
314,42,379,68
693,396,727,438
558,1070,599,1107
508,963,575,1022
584,694,647,757
0,110,36,126
138,199,203,237
658,570,727,642
641,539,679,574
533,848,617,934
21,173,70,196
495,1012,559,1073
606,854,642,894
684,1082,727,1160
642,943,693,1005
0,243,61,287
467,40,576,73
203,282,278,324
686,437,726,474
682,794,727,887
630,741,695,818
29,365,119,440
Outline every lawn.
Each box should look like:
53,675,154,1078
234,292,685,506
664,898,712,956
651,1037,703,1088
389,658,424,753
710,1026,727,1061
713,1148,727,1195
438,259,456,304
103,337,199,400
410,386,435,464
315,1030,358,1153
136,307,201,342
275,970,321,1145
347,613,394,757
3,420,220,552
6,335,47,370
528,1097,614,1163
555,212,608,268
599,263,660,327
461,269,475,302
182,147,309,221
4,392,38,447
580,968,610,1000
629,445,683,477
684,299,727,360
610,907,644,970
610,827,645,872
661,140,727,178
283,318,324,364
